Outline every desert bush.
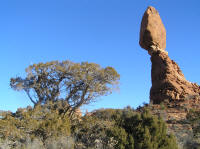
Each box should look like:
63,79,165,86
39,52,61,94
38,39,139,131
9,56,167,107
0,136,74,149
0,104,178,149
73,115,117,149
82,108,178,149
106,126,128,149
0,101,71,148
187,109,200,138
44,136,74,149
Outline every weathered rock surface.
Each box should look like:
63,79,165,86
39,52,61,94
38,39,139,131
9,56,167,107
139,6,200,104
149,100,199,149
139,6,166,54
150,51,200,104
139,6,200,149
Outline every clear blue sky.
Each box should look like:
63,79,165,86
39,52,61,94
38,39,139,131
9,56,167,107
0,0,200,113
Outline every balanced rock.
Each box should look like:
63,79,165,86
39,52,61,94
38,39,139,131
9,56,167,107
139,6,166,54
139,6,200,104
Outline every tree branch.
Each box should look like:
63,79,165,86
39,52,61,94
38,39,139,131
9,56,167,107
25,90,37,105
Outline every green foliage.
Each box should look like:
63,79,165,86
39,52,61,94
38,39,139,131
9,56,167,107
107,126,128,149
3,59,179,148
160,102,166,110
123,109,177,149
0,101,178,149
187,109,200,138
0,102,71,148
80,108,178,149
0,105,178,149
73,115,117,149
10,60,120,114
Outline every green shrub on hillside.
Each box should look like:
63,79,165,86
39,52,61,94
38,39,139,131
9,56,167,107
72,115,117,149
0,101,72,148
75,108,178,149
187,109,200,136
0,104,178,149
122,109,177,149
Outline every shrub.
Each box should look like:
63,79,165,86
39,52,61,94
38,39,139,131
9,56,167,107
0,101,71,148
187,109,200,138
86,108,178,149
73,115,117,149
0,105,178,149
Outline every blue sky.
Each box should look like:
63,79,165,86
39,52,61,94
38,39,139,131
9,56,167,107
0,0,200,113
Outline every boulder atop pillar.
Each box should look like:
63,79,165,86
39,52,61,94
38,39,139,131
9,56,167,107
139,6,166,55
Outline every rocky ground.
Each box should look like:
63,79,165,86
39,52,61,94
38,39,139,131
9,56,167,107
149,97,200,149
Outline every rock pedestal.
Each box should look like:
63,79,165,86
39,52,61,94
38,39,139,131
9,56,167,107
139,6,200,104
150,50,199,104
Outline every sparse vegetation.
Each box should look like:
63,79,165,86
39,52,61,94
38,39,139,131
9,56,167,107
0,103,178,149
0,101,72,148
87,108,178,149
187,109,200,138
0,60,179,149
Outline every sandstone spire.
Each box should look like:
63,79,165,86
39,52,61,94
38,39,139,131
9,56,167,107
139,6,200,104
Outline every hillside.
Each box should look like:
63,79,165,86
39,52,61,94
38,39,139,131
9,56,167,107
0,102,178,149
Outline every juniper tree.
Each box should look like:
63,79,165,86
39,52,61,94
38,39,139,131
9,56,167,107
10,60,120,114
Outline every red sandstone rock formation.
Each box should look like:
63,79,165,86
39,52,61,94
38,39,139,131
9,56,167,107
150,51,200,104
139,6,166,54
139,6,200,104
